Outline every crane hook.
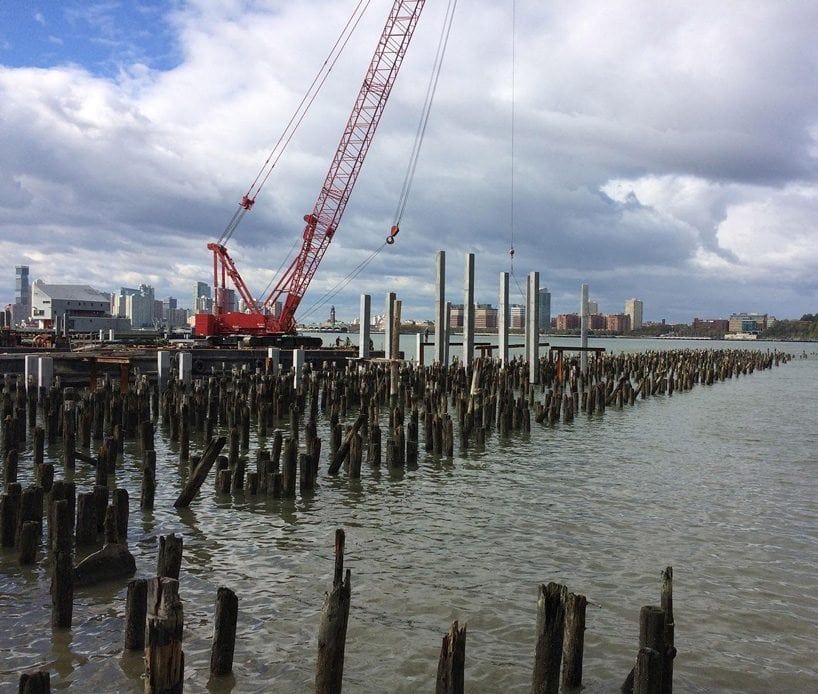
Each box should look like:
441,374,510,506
386,225,400,245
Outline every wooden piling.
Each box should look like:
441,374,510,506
18,671,50,693
50,499,73,628
561,591,587,691
173,436,227,508
315,529,352,694
124,577,148,650
144,576,184,694
532,582,567,694
210,586,239,677
18,520,39,565
435,620,467,694
157,534,183,580
661,567,675,694
142,450,156,511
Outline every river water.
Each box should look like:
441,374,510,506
1,338,816,692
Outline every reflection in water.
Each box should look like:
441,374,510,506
0,343,816,692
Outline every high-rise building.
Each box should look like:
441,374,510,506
587,299,599,315
12,265,30,324
538,288,551,334
193,282,211,313
119,284,155,328
624,298,643,331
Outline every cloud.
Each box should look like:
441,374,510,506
33,11,45,26
1,0,817,323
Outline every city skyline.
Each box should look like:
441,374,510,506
1,2,816,322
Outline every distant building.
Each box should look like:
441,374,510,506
270,300,283,318
587,299,599,315
12,265,30,324
193,282,211,313
624,298,643,331
214,287,238,313
31,281,130,332
538,288,551,334
729,313,768,334
329,305,336,328
606,313,631,333
693,318,729,335
589,314,606,330
475,303,498,330
449,303,464,329
556,313,580,331
510,304,525,329
117,284,156,328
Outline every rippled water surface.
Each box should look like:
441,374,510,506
1,339,817,692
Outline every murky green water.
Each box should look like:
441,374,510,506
1,339,816,692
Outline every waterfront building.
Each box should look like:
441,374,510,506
728,313,768,334
693,318,730,336
556,313,580,330
625,298,643,330
475,303,498,330
449,303,464,329
606,313,631,333
31,281,130,332
510,304,525,329
587,299,599,315
589,314,606,330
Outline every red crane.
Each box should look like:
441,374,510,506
196,0,427,339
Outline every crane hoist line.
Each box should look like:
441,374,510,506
196,0,427,341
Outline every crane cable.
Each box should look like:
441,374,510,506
392,0,459,228
303,0,459,321
509,0,525,302
217,0,373,247
298,242,388,320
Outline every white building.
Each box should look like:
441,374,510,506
624,298,644,331
31,282,130,332
117,284,156,328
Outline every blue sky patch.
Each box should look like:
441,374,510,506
0,1,181,75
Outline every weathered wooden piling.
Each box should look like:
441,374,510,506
1,482,21,547
436,620,467,694
75,491,97,546
661,567,675,692
18,520,39,565
50,499,73,628
144,576,184,694
18,671,51,693
315,529,352,694
142,450,156,511
174,436,227,508
561,591,587,691
124,577,148,650
157,534,183,580
532,582,567,694
210,586,239,677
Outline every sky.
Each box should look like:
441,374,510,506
1,0,817,323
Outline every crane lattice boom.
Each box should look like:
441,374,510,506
198,0,426,337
